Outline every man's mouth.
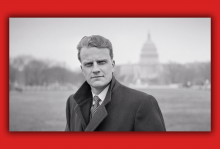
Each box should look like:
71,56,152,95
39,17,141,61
91,76,103,79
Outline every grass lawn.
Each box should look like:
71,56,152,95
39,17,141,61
9,88,210,131
139,88,211,131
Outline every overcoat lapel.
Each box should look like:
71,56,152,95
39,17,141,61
85,76,116,131
74,104,87,131
85,104,108,131
72,81,93,131
73,76,118,131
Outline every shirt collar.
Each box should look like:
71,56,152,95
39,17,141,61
91,85,110,106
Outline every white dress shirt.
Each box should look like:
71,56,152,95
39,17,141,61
91,85,110,107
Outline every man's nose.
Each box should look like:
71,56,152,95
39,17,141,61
92,62,100,74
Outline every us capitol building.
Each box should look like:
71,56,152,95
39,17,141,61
116,33,162,85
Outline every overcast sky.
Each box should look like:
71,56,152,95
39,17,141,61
9,18,211,70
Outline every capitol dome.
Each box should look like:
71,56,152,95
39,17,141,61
118,33,161,85
139,33,159,65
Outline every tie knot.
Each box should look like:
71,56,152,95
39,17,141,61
91,96,101,118
94,95,101,103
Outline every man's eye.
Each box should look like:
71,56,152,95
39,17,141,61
85,63,93,67
98,61,106,65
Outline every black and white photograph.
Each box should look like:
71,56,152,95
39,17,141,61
9,18,211,131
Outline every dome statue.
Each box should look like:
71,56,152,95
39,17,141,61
138,33,160,84
139,33,159,65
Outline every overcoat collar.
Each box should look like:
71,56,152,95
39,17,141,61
73,75,119,131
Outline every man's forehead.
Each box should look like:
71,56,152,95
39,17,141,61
80,47,111,60
81,46,110,53
82,56,109,62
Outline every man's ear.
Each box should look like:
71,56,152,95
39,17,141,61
112,60,115,72
80,65,85,76
112,60,115,67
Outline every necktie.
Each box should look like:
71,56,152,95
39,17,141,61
91,96,101,118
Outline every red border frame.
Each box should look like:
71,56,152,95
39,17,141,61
2,0,219,148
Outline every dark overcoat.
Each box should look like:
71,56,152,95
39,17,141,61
65,76,166,131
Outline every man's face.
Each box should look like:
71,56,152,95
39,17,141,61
80,47,115,90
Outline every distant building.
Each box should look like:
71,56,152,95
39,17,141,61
118,33,161,85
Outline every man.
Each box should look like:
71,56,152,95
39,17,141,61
65,35,166,131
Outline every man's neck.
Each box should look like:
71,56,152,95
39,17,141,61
91,76,113,95
91,85,107,95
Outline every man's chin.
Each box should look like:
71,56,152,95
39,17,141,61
91,82,105,88
88,77,112,88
